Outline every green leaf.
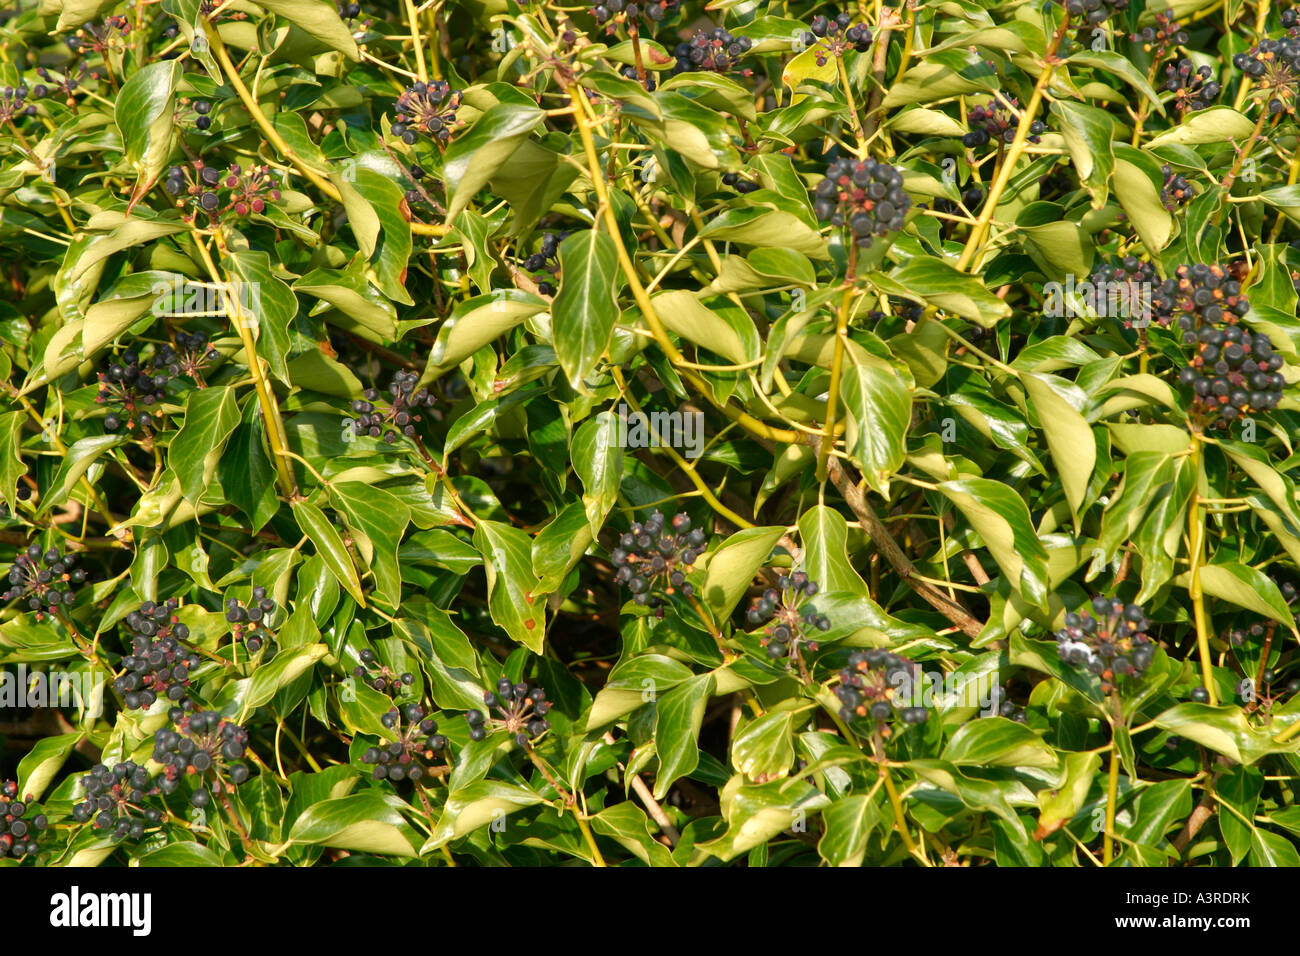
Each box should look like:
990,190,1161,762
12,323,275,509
1049,101,1114,207
114,61,181,205
329,481,411,609
818,792,886,866
170,386,241,505
701,525,787,619
256,0,360,58
552,229,621,389
444,104,545,224
1173,563,1297,631
839,363,911,494
424,781,546,850
887,260,1011,326
571,412,624,538
939,478,1051,611
1151,703,1300,765
653,674,715,800
1023,372,1095,521
17,732,82,801
289,791,419,857
472,519,546,653
941,718,1057,769
292,500,366,606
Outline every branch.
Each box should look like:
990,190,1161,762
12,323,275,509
825,452,984,638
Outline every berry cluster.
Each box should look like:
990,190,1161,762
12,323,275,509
71,762,163,841
804,13,872,64
671,28,753,75
65,15,132,55
721,171,760,194
1060,0,1129,26
187,98,213,131
30,65,94,109
1178,324,1286,425
1233,38,1300,115
157,330,222,385
962,98,1046,147
592,0,679,28
1164,59,1221,113
114,598,200,711
866,296,926,325
338,1,362,18
1161,164,1196,209
164,162,282,220
0,780,47,860
153,711,251,808
363,703,448,781
812,157,912,248
744,572,830,665
0,85,34,123
467,679,551,746
610,511,705,609
1132,11,1188,58
834,650,929,728
402,164,440,209
392,81,461,144
1055,597,1155,694
224,586,276,653
524,232,562,295
1087,256,1160,328
3,543,83,617
1149,263,1251,330
349,371,438,444
352,647,415,698
95,348,172,433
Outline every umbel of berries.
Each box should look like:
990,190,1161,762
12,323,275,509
592,0,680,29
963,97,1045,147
834,650,929,729
1149,263,1250,330
4,543,83,618
813,157,912,249
95,349,171,433
524,232,563,295
71,762,162,842
1085,257,1158,328
0,780,47,860
1178,324,1286,427
805,12,872,65
745,571,829,664
1233,38,1300,115
153,711,251,809
225,586,276,653
392,80,461,144
1161,164,1195,209
350,371,438,444
610,511,706,610
1055,597,1155,694
352,647,415,698
672,27,753,75
1059,0,1128,26
1164,59,1220,114
362,703,447,782
114,598,201,711
466,678,551,747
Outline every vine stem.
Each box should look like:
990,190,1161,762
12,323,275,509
816,244,858,482
191,233,297,496
403,0,429,83
204,22,445,237
880,763,929,866
955,14,1069,273
1187,432,1217,704
564,84,801,446
1103,744,1119,865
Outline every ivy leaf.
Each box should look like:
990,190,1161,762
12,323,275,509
472,519,546,653
552,229,622,390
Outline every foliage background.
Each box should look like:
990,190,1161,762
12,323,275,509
1,0,1300,866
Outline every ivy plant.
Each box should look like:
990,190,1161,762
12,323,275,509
1,0,1300,868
